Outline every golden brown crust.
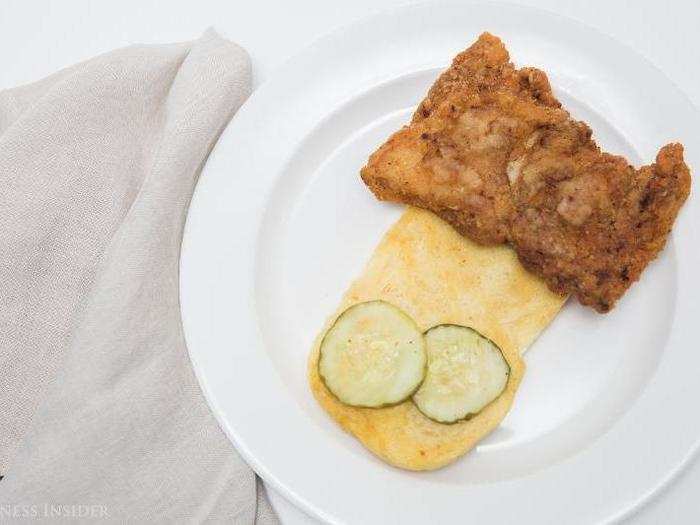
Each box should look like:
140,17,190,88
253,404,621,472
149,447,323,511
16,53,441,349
510,134,690,311
412,32,561,123
361,33,691,312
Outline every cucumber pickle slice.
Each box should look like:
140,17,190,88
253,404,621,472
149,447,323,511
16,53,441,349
412,325,510,423
319,301,426,407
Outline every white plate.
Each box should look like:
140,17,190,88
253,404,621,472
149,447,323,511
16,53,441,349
180,3,700,523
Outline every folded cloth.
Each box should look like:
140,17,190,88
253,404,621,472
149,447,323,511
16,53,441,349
0,29,278,523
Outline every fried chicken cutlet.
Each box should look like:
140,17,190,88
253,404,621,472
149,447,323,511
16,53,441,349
361,33,690,312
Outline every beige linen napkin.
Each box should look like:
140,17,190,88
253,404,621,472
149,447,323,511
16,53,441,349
0,30,278,523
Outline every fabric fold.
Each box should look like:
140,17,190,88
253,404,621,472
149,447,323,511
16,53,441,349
0,29,278,523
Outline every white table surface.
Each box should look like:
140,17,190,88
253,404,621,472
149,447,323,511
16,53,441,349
2,1,698,523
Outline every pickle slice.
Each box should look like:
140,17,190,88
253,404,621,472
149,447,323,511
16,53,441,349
413,325,509,423
319,301,426,407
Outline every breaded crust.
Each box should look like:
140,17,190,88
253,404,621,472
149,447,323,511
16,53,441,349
361,33,691,312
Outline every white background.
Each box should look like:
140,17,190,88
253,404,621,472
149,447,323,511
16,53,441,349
1,1,698,523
